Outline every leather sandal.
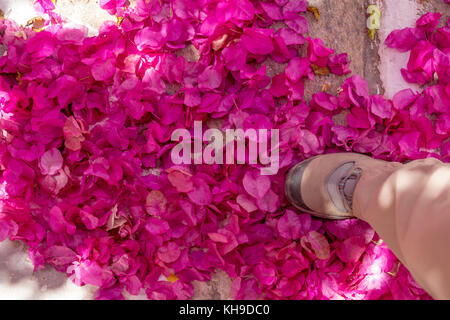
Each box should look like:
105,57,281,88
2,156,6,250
285,153,385,220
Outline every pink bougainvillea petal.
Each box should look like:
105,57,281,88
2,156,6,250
241,28,275,55
242,170,271,199
39,148,63,176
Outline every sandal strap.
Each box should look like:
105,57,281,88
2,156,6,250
338,167,363,214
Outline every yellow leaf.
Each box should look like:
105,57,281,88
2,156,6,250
212,34,228,51
116,16,124,26
307,6,320,22
16,72,23,85
321,82,330,92
167,274,178,283
311,64,330,76
26,17,46,31
366,4,381,40
367,5,381,18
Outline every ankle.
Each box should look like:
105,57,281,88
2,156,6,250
352,161,402,220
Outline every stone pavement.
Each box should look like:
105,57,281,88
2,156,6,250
0,0,447,300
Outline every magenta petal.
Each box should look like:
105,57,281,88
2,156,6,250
44,246,77,266
282,0,308,18
241,28,274,55
135,27,165,50
198,66,222,90
187,178,212,205
435,26,450,49
416,12,442,33
91,59,116,81
328,53,351,75
277,28,306,45
301,231,330,260
371,95,395,119
146,217,170,235
424,85,450,113
310,92,339,111
260,2,283,21
39,148,63,175
277,210,302,240
270,73,289,97
157,242,181,263
254,263,277,286
27,31,55,61
80,211,99,230
337,236,366,263
34,0,55,14
285,57,312,82
48,206,76,235
222,42,247,71
392,89,419,110
347,108,372,129
442,140,450,161
398,131,422,155
307,38,334,67
256,189,279,213
285,15,309,35
243,170,271,199
385,28,424,52
184,87,201,107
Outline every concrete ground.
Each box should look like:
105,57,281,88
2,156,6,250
0,0,448,300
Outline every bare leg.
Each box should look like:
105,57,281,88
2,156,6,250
353,158,450,299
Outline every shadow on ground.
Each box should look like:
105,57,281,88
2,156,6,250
0,240,94,299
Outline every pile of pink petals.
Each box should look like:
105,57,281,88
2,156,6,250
0,0,448,300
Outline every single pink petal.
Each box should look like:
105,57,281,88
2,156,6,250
208,232,228,243
91,59,116,81
44,246,77,266
198,66,222,90
270,73,289,97
48,206,76,235
256,189,279,213
254,263,277,286
285,15,308,34
285,57,312,82
310,92,338,111
135,26,165,50
146,217,170,235
187,178,212,205
392,89,419,110
277,28,306,45
282,0,307,18
157,242,181,263
371,95,395,119
146,190,167,217
301,231,330,260
328,53,351,75
241,28,274,55
307,38,334,67
337,236,366,263
385,27,424,52
242,170,271,199
39,148,63,176
260,2,283,20
277,210,302,240
80,211,99,230
167,170,194,193
222,42,247,71
236,194,258,212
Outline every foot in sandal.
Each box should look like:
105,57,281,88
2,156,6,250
285,153,389,220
